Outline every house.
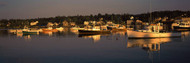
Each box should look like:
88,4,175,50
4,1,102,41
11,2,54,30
47,22,54,27
30,21,38,26
54,22,59,26
96,21,105,25
62,21,69,27
126,20,143,30
84,21,89,26
107,21,113,25
70,22,76,26
182,17,190,22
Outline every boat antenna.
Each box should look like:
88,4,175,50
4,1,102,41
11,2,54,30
149,0,152,24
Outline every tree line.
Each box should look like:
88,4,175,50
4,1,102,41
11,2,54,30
0,10,190,29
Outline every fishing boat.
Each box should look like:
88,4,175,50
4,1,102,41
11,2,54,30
127,24,181,39
79,25,111,34
112,26,127,31
22,29,39,34
70,26,84,30
107,24,119,30
127,2,181,39
127,30,181,39
78,28,111,34
107,26,116,30
173,22,190,31
107,24,127,31
42,27,58,32
70,26,84,34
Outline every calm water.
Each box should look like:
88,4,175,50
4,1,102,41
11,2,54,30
0,29,190,63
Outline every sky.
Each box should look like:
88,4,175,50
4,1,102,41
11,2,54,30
0,0,190,19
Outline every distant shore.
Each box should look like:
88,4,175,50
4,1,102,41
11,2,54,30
0,10,189,29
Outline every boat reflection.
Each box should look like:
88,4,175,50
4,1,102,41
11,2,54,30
127,38,171,51
78,34,101,42
127,38,172,63
23,35,32,39
42,31,53,36
111,31,127,37
70,27,79,34
182,31,190,37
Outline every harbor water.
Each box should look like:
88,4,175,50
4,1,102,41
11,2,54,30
0,29,190,63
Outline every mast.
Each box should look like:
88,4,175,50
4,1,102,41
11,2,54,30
149,0,152,24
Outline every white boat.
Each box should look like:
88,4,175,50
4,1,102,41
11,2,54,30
127,30,181,39
78,28,110,34
127,23,182,39
78,26,111,34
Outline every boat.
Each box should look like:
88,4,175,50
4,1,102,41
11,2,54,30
127,2,182,39
127,23,182,39
107,24,119,30
173,22,190,31
42,27,58,32
107,26,116,30
56,27,64,31
22,29,39,34
112,27,127,31
70,26,84,30
78,25,111,34
127,30,181,39
8,29,17,34
107,24,127,31
78,28,111,34
70,26,84,34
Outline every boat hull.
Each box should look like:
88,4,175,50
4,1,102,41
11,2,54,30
107,26,116,30
22,31,38,34
173,26,190,31
42,29,58,32
79,30,111,34
127,30,181,39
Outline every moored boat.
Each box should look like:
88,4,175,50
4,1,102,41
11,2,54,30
22,31,38,34
22,29,39,34
107,26,116,30
127,30,181,39
42,27,58,32
127,23,182,39
112,27,127,31
78,29,111,34
173,21,190,31
107,24,127,31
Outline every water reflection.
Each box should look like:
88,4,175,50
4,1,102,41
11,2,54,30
70,27,79,34
0,29,189,63
127,38,172,63
127,38,171,51
23,35,32,39
79,34,101,42
182,31,190,37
